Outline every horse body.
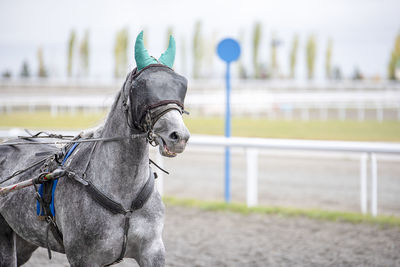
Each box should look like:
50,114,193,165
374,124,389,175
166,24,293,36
0,91,165,266
0,31,190,267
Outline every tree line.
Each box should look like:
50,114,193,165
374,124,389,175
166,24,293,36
2,24,400,81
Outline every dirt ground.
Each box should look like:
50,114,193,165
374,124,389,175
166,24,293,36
27,205,400,267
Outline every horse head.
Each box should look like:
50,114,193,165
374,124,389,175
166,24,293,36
123,31,190,157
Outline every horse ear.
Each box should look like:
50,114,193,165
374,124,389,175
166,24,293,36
159,35,176,68
135,31,157,71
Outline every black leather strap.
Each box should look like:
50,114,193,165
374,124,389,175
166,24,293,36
79,169,155,215
85,181,127,215
84,169,156,266
130,171,155,211
109,213,131,266
147,103,182,130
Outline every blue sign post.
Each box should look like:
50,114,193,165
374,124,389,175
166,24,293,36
217,38,241,203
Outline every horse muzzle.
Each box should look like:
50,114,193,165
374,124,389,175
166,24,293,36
156,130,190,158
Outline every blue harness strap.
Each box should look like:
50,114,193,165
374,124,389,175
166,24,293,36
36,143,79,216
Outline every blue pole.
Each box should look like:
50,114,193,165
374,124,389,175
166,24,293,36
225,62,231,203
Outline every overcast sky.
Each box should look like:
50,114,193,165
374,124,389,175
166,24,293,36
0,0,399,81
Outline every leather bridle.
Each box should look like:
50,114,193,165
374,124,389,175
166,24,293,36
120,67,188,146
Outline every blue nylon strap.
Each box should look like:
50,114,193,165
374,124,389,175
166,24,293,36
37,143,79,216
61,143,79,166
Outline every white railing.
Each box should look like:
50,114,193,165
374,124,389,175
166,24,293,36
1,129,400,216
1,89,400,120
154,136,400,217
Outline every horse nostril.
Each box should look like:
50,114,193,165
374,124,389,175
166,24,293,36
169,131,179,141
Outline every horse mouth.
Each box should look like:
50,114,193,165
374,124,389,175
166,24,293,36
158,137,177,158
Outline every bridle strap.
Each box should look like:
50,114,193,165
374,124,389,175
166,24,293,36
148,103,183,128
121,70,186,144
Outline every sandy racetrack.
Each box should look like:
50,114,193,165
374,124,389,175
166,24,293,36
27,205,400,267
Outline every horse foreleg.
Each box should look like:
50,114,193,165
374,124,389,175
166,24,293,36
138,237,165,267
0,215,17,267
15,235,38,266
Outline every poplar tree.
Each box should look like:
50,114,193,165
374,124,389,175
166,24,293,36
37,47,47,78
193,21,203,79
289,34,299,79
2,70,11,79
180,36,187,76
306,35,316,80
238,30,247,79
20,61,30,78
252,22,261,78
114,28,129,78
80,30,90,77
388,32,400,80
166,27,173,49
67,30,76,77
325,39,333,79
270,33,280,78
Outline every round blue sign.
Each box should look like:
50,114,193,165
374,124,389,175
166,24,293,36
217,38,241,63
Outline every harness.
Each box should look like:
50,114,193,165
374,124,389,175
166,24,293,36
32,138,157,264
34,142,79,257
37,143,78,219
0,64,188,265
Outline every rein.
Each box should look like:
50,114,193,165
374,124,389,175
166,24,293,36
0,135,146,147
0,131,167,185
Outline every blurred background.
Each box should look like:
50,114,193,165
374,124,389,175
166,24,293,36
1,0,399,214
1,0,400,205
1,0,400,265
1,0,400,82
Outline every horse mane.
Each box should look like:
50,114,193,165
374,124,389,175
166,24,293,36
84,74,129,139
82,70,133,139
81,92,121,139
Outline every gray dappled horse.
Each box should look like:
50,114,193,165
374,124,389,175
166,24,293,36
0,31,190,266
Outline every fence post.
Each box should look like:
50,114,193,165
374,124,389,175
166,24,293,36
320,106,328,121
377,106,383,122
28,103,35,113
51,104,58,117
301,107,309,121
397,107,400,121
269,107,277,120
155,151,164,196
339,106,346,121
246,148,258,207
358,105,365,121
6,104,12,114
360,153,368,214
370,153,378,216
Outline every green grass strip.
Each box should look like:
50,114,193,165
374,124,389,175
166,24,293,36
184,117,400,142
0,111,106,130
1,112,400,142
163,197,400,228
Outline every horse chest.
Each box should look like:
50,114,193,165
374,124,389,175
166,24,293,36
56,179,163,259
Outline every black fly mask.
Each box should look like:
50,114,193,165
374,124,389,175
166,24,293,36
122,64,188,142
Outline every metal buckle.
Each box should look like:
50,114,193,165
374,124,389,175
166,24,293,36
147,131,158,147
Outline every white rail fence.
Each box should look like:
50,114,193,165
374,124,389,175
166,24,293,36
185,136,400,216
1,90,400,121
1,129,400,216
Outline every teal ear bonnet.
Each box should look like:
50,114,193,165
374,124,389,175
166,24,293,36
134,31,176,71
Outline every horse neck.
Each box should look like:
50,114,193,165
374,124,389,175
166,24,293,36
89,92,150,207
